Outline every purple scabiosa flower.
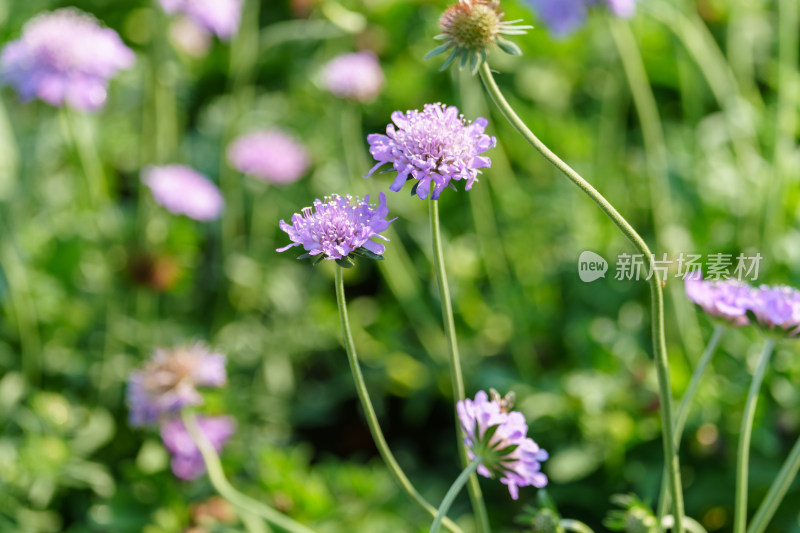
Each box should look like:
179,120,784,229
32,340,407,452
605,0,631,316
277,193,394,266
160,415,235,480
685,272,753,327
524,0,636,37
142,165,224,221
127,344,227,427
749,285,800,335
0,8,135,111
159,0,242,40
227,130,310,184
321,51,385,102
457,390,548,500
366,103,495,200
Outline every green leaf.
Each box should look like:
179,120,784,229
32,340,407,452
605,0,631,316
425,42,454,59
336,257,355,268
496,36,522,56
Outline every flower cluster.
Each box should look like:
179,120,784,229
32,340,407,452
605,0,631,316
524,0,636,37
457,390,548,500
0,8,135,111
142,165,225,221
159,0,242,40
366,103,495,200
322,51,385,102
160,416,236,480
277,193,394,264
227,130,310,184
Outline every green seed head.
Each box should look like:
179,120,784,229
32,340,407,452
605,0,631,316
439,0,501,51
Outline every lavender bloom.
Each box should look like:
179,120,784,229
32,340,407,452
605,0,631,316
749,285,800,334
321,51,385,102
227,130,310,184
0,8,135,111
127,344,227,427
685,272,752,327
142,165,224,221
366,103,495,200
160,0,242,40
277,193,394,261
524,0,636,37
160,416,236,480
457,390,548,500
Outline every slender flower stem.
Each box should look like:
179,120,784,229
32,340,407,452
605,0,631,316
59,108,108,210
559,519,595,533
334,266,464,533
662,515,709,533
478,61,684,533
181,410,316,533
734,338,776,533
430,459,481,533
747,432,800,533
429,200,491,533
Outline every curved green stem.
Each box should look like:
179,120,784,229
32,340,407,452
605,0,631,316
430,459,481,533
662,515,709,533
747,431,800,533
181,410,316,533
429,200,491,533
560,519,596,533
479,61,684,533
734,338,776,533
334,266,464,533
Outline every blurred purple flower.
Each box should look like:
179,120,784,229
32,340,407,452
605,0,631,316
457,390,548,500
142,165,224,221
0,8,135,111
749,285,800,334
366,103,495,200
277,193,394,260
160,415,235,480
227,130,310,184
160,0,242,40
524,0,636,37
685,272,752,327
127,344,227,427
322,51,385,102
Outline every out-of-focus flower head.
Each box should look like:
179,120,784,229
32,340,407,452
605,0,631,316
127,344,227,427
227,130,310,184
749,285,800,335
159,0,242,40
142,165,225,221
277,193,394,267
366,103,495,200
685,272,753,327
457,390,548,500
169,18,212,57
321,51,385,102
0,8,135,111
523,0,636,37
428,0,533,74
160,415,235,480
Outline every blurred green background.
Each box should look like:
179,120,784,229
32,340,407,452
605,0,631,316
0,0,799,531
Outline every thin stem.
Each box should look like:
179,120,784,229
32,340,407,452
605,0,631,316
181,410,316,533
662,515,709,533
559,519,596,533
334,266,464,533
430,459,481,533
479,61,684,533
429,200,491,533
59,108,108,210
747,431,800,533
734,338,776,533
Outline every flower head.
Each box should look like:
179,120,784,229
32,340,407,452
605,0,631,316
523,0,636,37
428,0,532,74
322,51,385,102
277,193,394,266
159,0,242,40
160,415,235,480
366,103,495,200
749,285,800,335
685,273,753,327
227,130,310,184
0,8,135,111
127,344,227,427
457,390,548,500
142,165,225,221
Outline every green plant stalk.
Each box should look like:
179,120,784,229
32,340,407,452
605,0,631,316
59,108,108,210
479,61,684,533
747,431,800,533
334,266,464,533
181,410,316,533
734,338,776,533
430,459,481,533
662,515,709,533
560,519,595,533
429,200,492,533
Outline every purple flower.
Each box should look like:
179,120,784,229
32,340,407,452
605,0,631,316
749,285,800,334
685,272,752,327
524,0,636,37
160,415,235,480
159,0,242,40
142,165,225,221
457,390,548,500
0,8,135,111
366,103,495,200
127,344,227,427
321,51,385,102
277,193,394,261
227,130,310,184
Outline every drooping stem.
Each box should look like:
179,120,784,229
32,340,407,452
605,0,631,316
429,459,481,533
181,410,316,533
429,200,492,533
334,266,464,533
734,338,776,533
747,431,800,533
479,61,684,533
